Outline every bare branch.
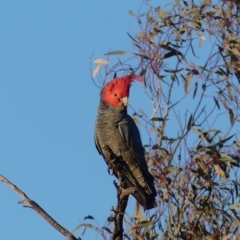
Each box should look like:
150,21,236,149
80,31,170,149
0,174,80,240
101,145,136,240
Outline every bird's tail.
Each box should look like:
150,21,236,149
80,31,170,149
120,165,157,210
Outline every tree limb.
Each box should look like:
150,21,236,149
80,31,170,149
0,174,80,240
101,146,136,240
111,178,128,240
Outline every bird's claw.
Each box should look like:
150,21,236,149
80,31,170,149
120,187,136,200
107,165,113,175
107,158,118,175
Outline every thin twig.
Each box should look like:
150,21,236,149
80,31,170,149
0,174,80,240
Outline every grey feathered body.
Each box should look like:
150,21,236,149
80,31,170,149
94,101,157,210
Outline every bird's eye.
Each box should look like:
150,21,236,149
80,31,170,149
114,93,118,97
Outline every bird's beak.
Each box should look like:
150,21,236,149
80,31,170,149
121,96,128,106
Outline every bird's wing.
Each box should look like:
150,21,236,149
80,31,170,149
118,114,152,185
94,129,102,155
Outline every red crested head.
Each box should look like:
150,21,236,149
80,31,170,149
101,74,143,107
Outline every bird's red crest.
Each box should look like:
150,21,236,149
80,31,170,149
101,74,143,106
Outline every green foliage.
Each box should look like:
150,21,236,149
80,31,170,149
90,0,240,239
104,51,127,55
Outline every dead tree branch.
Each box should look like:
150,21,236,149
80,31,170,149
0,174,80,240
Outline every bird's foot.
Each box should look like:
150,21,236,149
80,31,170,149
107,158,118,175
120,187,136,201
107,165,113,175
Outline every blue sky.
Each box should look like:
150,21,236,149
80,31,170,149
0,1,147,239
1,1,238,239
